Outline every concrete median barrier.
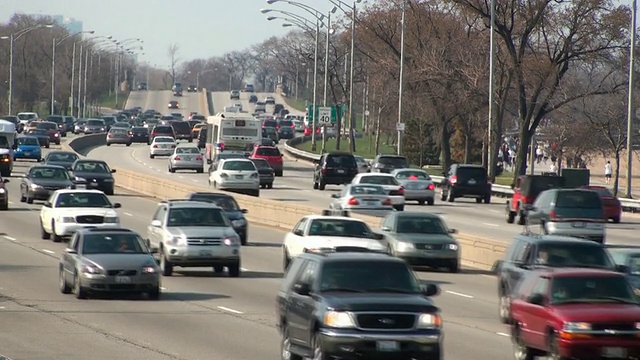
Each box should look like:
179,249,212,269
62,134,507,270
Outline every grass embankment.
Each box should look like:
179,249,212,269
423,167,514,186
97,91,130,110
296,136,396,159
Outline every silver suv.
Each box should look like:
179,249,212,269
146,200,242,277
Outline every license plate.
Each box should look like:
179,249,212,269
364,201,378,206
572,222,585,228
115,276,131,284
468,179,476,185
24,152,31,156
235,175,243,179
199,250,212,256
336,169,345,174
602,347,626,358
182,156,191,161
376,341,399,352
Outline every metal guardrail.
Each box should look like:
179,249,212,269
284,138,640,213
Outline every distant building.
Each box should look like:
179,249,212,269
47,15,83,33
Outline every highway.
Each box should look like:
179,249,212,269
1,143,512,359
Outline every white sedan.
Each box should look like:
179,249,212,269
282,214,386,270
149,136,176,158
351,173,405,211
208,158,260,197
39,189,121,242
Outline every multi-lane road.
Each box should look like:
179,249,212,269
0,90,636,359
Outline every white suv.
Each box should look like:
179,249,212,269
40,189,121,242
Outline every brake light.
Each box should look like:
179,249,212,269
250,173,258,179
129,132,133,135
396,187,404,195
550,210,557,220
220,173,229,178
409,175,418,180
427,183,435,191
382,198,392,206
174,156,180,161
153,145,158,148
276,125,280,129
290,124,295,128
152,132,157,137
450,175,458,184
321,165,327,174
348,197,359,205
195,156,203,161
107,134,112,138
262,125,265,128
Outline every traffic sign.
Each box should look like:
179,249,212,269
318,107,332,123
396,123,405,131
307,105,344,124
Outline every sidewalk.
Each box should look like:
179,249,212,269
589,154,640,197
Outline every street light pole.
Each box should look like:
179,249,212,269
82,47,90,117
323,11,332,107
8,34,14,115
70,42,76,117
347,1,357,153
488,0,496,179
51,38,56,114
311,19,320,152
626,0,637,198
78,45,84,113
397,0,406,156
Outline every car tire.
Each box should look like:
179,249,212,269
311,334,328,360
395,205,404,211
260,184,265,189
0,200,7,210
280,326,303,360
36,158,42,163
213,265,224,273
106,143,111,146
506,210,516,224
150,154,155,159
612,216,621,224
447,192,455,203
126,143,131,147
517,211,526,225
228,261,241,277
512,326,535,360
160,249,174,276
418,200,425,205
51,221,63,243
196,168,203,173
276,170,283,177
19,193,26,202
427,198,434,205
148,286,161,300
547,333,567,360
498,288,512,324
26,195,33,204
73,272,87,299
59,267,71,294
313,181,319,190
476,198,482,203
318,181,326,191
267,183,273,189
40,219,50,240
169,167,175,173
484,194,491,204
45,144,50,148
283,249,291,271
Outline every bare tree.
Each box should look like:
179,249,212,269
167,43,180,83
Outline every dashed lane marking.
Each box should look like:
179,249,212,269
240,267,249,272
482,223,499,227
445,290,474,299
123,212,133,217
41,249,55,255
2,235,17,241
217,306,244,314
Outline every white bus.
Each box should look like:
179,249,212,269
204,112,261,162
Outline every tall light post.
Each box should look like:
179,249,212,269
397,0,406,156
71,36,113,117
51,30,94,115
488,0,497,179
626,0,637,197
0,24,53,114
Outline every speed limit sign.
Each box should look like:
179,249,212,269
318,107,332,123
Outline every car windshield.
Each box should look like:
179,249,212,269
190,195,240,211
222,161,255,171
256,147,280,156
319,260,421,293
349,185,386,195
132,127,148,132
556,191,602,209
171,122,190,132
154,138,175,143
47,153,78,162
396,216,448,234
360,175,399,186
378,156,407,166
17,137,39,146
396,170,431,180
81,233,147,254
29,167,69,180
76,120,87,125
176,147,200,154
535,244,613,268
250,159,271,169
308,219,373,238
550,275,638,305
155,126,173,132
18,114,36,120
87,120,104,126
166,207,228,227
55,192,112,208
74,162,110,173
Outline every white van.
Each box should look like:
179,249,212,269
17,112,39,125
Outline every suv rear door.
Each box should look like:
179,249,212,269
554,190,603,220
325,154,358,178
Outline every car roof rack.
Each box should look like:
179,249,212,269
304,246,388,255
321,209,349,217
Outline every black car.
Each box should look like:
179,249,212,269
70,159,116,195
64,116,75,133
371,154,408,174
101,116,117,131
187,192,249,245
26,129,51,148
138,82,148,90
249,158,274,189
46,115,67,137
313,152,359,190
277,120,294,139
249,95,258,103
130,126,150,144
151,125,175,141
256,137,276,147
44,151,79,170
439,164,492,203
20,165,74,204
273,104,285,115
493,233,618,324
170,121,192,141
276,249,442,360
187,85,197,92
197,128,207,149
262,127,279,144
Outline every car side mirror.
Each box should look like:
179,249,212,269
372,233,384,240
330,194,339,198
528,293,545,306
241,209,248,213
151,220,162,227
65,248,77,254
380,226,391,232
293,283,311,296
43,201,52,208
448,229,458,234
113,203,121,209
422,284,439,297
111,169,117,173
293,229,304,236
616,264,629,273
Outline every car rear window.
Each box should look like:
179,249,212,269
87,120,104,126
536,243,612,268
556,191,602,209
327,155,357,167
457,167,487,181
359,175,400,186
37,122,57,130
46,116,64,124
263,120,277,127
395,170,430,180
192,115,206,120
251,158,271,168
154,126,173,133
378,156,407,166
279,121,293,127
256,147,280,156
171,121,191,133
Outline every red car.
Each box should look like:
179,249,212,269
582,185,621,223
36,121,61,145
303,126,321,136
510,268,640,360
250,145,283,177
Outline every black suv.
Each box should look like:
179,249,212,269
439,164,491,203
371,154,408,173
493,233,618,324
313,152,358,190
276,249,442,360
187,84,197,92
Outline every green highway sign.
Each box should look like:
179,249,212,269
307,104,345,124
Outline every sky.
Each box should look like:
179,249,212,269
1,0,344,68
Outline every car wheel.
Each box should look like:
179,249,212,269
40,219,50,240
512,326,535,360
26,195,34,204
51,221,63,243
517,210,526,225
506,210,516,224
313,181,319,190
19,193,26,202
418,200,425,205
228,261,241,277
126,143,131,147
73,272,87,299
45,144,50,148
196,168,203,173
547,333,568,360
169,167,175,173
213,265,224,273
280,326,303,360
484,194,491,204
268,183,273,189
105,188,114,196
0,200,7,210
160,249,174,276
283,249,291,271
427,198,434,206
498,290,511,324
612,216,621,224
311,334,328,360
318,181,326,191
395,205,404,211
148,286,161,300
106,143,111,146
447,191,455,203
59,267,71,294
276,170,283,177
476,198,482,203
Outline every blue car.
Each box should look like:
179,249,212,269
14,136,42,162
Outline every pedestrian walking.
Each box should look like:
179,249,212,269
549,162,558,174
604,161,612,185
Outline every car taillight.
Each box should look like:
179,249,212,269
382,198,392,206
550,210,557,220
321,166,327,174
196,156,203,161
250,173,258,179
174,156,180,161
290,124,295,128
107,134,112,138
152,132,157,137
427,183,435,190
276,126,280,129
153,145,158,148
396,187,404,195
450,175,458,184
262,125,265,128
220,173,229,178
348,197,359,205
129,132,133,135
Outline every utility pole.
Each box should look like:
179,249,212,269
397,0,406,156
626,0,637,198
488,0,496,179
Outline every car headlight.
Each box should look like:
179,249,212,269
448,243,459,251
231,219,247,227
141,265,157,274
54,133,59,137
58,216,75,223
417,314,442,329
323,311,356,328
104,216,119,223
100,127,105,131
0,188,4,193
563,322,591,331
223,236,240,246
396,242,415,251
166,235,186,246
81,264,102,274
30,184,41,190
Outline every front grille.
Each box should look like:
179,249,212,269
356,313,416,330
107,270,138,276
415,244,444,250
187,238,222,246
76,215,104,224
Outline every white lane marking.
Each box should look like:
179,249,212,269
217,306,244,314
160,287,166,290
192,180,199,183
0,306,5,309
123,212,133,217
178,176,184,179
496,332,510,337
445,290,474,299
488,209,499,213
481,274,495,279
482,223,499,227
240,267,249,272
41,249,55,254
2,235,17,241
142,163,147,166
8,201,13,204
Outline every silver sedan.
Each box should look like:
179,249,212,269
392,168,436,205
168,145,204,173
329,184,394,216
